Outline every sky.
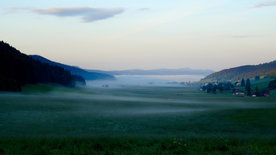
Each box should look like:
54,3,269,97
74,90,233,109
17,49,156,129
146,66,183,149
1,0,276,71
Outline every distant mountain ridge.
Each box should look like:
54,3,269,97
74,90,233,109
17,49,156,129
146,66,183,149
88,68,214,76
30,55,114,80
201,61,276,82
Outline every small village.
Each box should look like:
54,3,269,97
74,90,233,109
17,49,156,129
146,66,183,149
201,76,272,97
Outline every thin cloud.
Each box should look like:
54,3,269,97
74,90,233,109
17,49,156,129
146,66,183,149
253,0,276,8
11,7,125,23
6,7,31,14
231,35,251,38
229,35,265,39
138,8,150,11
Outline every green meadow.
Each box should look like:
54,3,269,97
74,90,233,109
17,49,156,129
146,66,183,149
0,83,276,154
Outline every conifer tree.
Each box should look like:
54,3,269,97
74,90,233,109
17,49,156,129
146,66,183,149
241,78,245,87
255,86,260,97
245,79,251,96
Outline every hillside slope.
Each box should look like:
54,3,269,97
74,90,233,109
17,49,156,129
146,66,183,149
30,55,114,80
201,61,276,82
0,41,85,91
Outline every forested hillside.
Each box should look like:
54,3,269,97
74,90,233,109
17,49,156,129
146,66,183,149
0,41,85,91
201,61,276,82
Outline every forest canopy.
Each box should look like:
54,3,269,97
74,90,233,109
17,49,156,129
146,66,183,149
0,41,85,91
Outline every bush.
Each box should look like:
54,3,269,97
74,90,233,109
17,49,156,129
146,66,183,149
269,79,276,90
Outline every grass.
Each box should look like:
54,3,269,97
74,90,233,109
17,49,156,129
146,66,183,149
0,137,276,154
0,83,276,154
251,77,273,90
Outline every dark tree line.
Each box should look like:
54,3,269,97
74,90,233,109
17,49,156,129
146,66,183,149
241,78,267,96
0,41,85,91
201,78,271,97
201,82,234,94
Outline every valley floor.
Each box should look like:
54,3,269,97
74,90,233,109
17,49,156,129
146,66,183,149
0,84,276,154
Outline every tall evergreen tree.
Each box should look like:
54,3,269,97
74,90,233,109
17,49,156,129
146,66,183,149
212,85,217,94
255,86,261,97
245,78,251,96
241,78,245,87
206,83,213,93
217,83,224,92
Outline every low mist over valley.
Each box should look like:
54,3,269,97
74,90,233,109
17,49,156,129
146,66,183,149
1,40,276,154
1,0,276,154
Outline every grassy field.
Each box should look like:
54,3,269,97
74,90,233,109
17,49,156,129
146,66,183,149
0,84,276,154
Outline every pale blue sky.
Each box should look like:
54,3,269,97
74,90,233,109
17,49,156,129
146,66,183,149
1,0,276,71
